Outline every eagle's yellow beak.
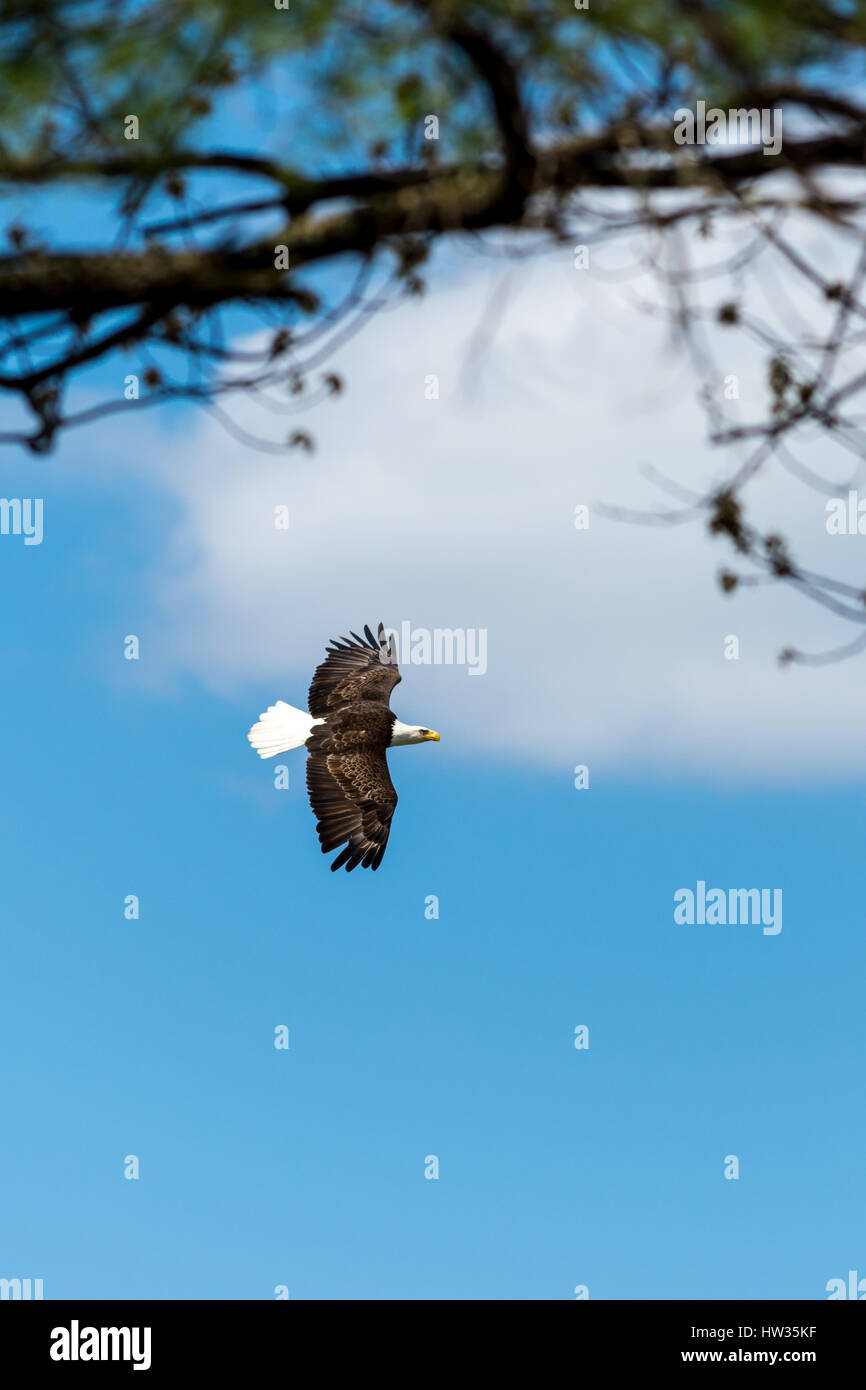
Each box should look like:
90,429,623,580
425,730,441,742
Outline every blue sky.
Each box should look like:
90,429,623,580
1,423,865,1301
2,32,866,1302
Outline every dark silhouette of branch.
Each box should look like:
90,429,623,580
4,0,866,665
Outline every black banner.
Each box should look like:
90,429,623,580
1,1300,861,1375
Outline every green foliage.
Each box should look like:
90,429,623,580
1,0,864,178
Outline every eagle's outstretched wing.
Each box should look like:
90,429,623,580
306,625,400,871
306,738,397,872
308,622,400,717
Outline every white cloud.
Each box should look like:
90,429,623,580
136,231,866,783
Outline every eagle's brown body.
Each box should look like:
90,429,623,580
306,699,398,872
306,625,402,871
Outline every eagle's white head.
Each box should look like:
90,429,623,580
389,719,440,747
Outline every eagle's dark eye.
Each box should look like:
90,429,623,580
420,729,429,736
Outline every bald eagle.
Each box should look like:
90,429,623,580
247,623,439,871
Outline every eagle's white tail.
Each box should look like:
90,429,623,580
247,701,318,758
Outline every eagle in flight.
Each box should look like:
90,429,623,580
247,623,439,871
